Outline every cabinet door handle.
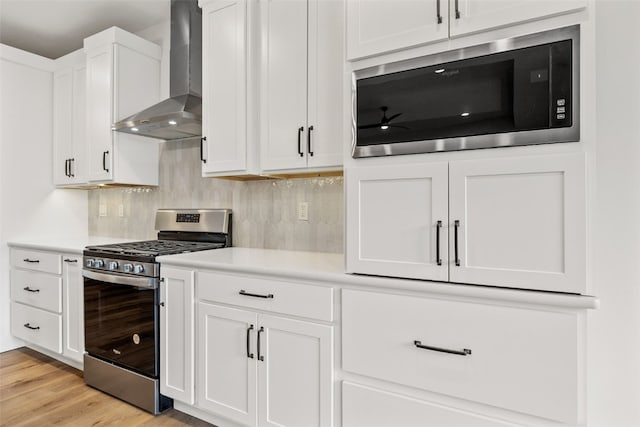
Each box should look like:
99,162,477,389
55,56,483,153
437,0,443,24
23,286,40,293
201,137,207,164
65,159,70,177
24,323,40,331
159,302,165,307
70,158,75,177
436,220,442,266
257,326,265,361
454,220,461,266
414,340,471,356
102,151,110,173
307,125,314,157
297,126,304,157
239,290,274,299
63,258,78,263
23,258,40,263
455,0,461,19
247,324,255,359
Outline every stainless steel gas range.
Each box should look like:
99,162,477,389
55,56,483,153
82,209,232,414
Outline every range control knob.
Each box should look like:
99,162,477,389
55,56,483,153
108,261,119,270
94,259,104,268
134,265,145,274
86,259,95,268
123,263,134,273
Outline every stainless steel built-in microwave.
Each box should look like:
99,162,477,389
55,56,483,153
352,26,579,158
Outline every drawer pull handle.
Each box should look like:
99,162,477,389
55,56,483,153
23,258,40,263
23,286,40,293
436,220,442,266
257,326,265,361
239,290,274,299
247,324,255,359
414,340,471,356
24,323,40,331
63,258,78,263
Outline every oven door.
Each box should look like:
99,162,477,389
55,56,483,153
83,270,159,378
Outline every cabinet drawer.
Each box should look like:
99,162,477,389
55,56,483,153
343,382,514,427
11,269,62,313
197,272,333,322
11,302,62,354
342,289,581,424
10,248,61,274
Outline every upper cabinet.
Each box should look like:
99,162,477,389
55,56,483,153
84,27,162,186
347,0,587,60
200,0,256,177
53,50,87,187
259,0,344,173
346,153,587,294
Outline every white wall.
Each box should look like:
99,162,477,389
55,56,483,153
589,1,640,425
0,45,88,352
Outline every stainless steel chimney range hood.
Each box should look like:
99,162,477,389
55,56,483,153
112,0,202,141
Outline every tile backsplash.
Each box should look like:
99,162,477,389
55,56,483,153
88,140,344,253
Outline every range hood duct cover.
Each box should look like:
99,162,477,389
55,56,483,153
112,0,202,141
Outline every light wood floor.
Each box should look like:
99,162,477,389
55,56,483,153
0,347,213,427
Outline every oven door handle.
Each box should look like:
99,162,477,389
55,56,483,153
82,270,159,289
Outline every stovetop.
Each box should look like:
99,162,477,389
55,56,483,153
85,239,226,257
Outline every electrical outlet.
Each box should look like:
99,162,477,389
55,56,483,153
118,205,124,217
297,202,309,221
99,204,107,217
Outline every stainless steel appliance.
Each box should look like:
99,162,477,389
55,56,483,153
82,209,231,414
352,25,579,158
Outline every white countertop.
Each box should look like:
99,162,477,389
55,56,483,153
158,247,599,310
7,236,137,254
6,240,599,310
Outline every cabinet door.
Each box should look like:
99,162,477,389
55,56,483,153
160,267,195,404
62,255,84,363
202,0,248,175
70,64,86,184
346,162,449,281
306,0,343,169
85,44,114,181
53,68,73,186
260,0,309,171
258,315,333,427
198,303,258,427
449,154,586,293
450,0,587,37
347,0,448,60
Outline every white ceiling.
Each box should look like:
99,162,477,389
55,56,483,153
0,0,170,59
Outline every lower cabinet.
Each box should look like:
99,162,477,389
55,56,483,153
343,382,514,427
342,288,585,425
9,247,84,364
160,267,334,427
197,303,333,427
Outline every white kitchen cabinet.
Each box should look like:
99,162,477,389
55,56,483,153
197,303,257,425
347,0,587,60
84,27,161,186
159,267,196,404
197,302,333,427
342,288,583,424
450,0,587,37
200,0,256,177
9,247,85,366
62,255,84,363
259,0,343,173
53,49,87,187
343,382,514,427
346,153,587,294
